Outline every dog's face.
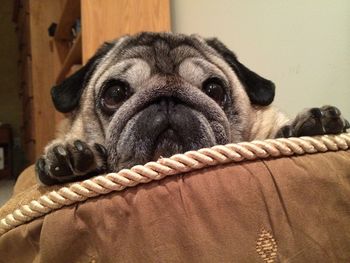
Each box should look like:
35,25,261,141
52,32,275,171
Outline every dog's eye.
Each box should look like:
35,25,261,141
101,80,131,112
202,78,226,105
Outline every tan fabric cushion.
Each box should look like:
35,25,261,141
0,166,62,219
0,150,350,262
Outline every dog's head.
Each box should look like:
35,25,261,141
52,32,275,171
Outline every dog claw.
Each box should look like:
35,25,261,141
37,157,45,171
94,143,108,157
321,105,341,118
54,145,68,156
74,140,84,151
345,119,350,130
35,158,58,186
310,108,323,118
275,125,293,138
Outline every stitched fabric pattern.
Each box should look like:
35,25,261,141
256,228,278,263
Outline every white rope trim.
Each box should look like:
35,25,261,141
0,133,349,236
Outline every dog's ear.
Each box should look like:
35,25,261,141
206,38,275,106
51,42,114,113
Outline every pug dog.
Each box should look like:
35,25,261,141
36,32,349,185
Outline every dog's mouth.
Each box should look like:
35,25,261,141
107,100,220,170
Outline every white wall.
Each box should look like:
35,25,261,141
171,0,350,118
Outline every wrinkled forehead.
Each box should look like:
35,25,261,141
111,33,209,73
117,42,203,74
89,33,227,90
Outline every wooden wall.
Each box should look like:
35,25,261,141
29,0,65,160
82,0,170,62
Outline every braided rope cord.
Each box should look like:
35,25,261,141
0,133,349,236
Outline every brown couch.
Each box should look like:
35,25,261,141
0,137,350,262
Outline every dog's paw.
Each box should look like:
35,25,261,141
276,105,349,138
36,140,107,186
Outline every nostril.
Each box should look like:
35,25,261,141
172,96,182,104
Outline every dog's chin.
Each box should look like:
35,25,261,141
109,124,212,171
152,128,183,160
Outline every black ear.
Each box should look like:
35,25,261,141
206,38,275,106
51,42,114,113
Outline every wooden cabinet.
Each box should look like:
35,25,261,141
13,0,170,164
